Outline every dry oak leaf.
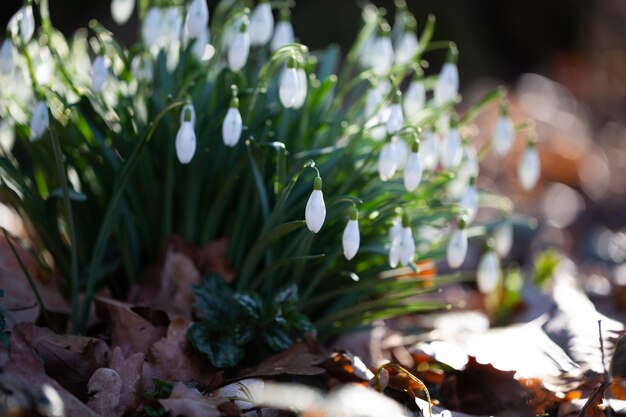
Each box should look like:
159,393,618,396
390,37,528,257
110,346,145,413
87,367,123,417
159,382,222,417
239,341,326,379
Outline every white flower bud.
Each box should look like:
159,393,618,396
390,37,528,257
440,124,462,169
378,140,397,181
492,115,515,157
459,179,479,223
30,100,49,140
271,20,294,51
0,39,16,78
292,68,307,109
494,223,513,257
190,27,213,62
518,144,540,191
386,103,404,135
184,0,209,39
365,87,384,119
404,146,423,192
91,56,108,93
394,31,419,65
279,62,299,108
435,48,459,106
389,218,402,268
400,226,415,266
342,217,360,261
477,250,500,294
164,7,183,42
371,35,394,76
222,99,242,147
18,5,35,44
447,227,468,269
305,177,326,233
142,8,162,49
249,1,274,46
228,25,250,71
111,0,135,25
175,104,196,164
419,128,439,170
403,79,425,118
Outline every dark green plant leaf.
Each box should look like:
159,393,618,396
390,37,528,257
274,284,298,306
263,327,295,352
232,323,255,346
192,275,235,325
188,324,245,368
233,292,264,320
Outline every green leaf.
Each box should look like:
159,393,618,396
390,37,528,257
233,292,264,320
47,187,88,201
286,311,317,335
232,323,255,346
263,327,294,352
274,284,298,305
188,324,245,368
192,275,235,326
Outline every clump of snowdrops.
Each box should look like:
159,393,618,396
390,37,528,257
0,0,540,365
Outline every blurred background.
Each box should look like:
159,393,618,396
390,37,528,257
2,0,626,285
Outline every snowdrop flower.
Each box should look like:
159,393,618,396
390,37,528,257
292,66,308,109
447,141,478,199
394,15,419,65
459,176,479,223
404,140,423,192
342,207,360,260
271,8,294,51
494,221,513,257
279,57,300,108
477,244,500,294
447,219,468,269
378,136,399,181
184,0,209,40
389,216,402,268
228,19,250,71
30,100,49,140
419,127,439,170
175,103,196,164
91,55,108,93
249,0,274,47
189,27,213,62
434,46,459,106
305,176,326,233
18,5,35,44
386,91,404,135
164,7,183,42
222,94,242,147
440,114,462,169
371,25,394,76
142,7,162,50
518,138,540,191
0,39,16,78
400,215,415,266
111,0,135,25
403,72,425,118
365,85,384,119
492,101,515,157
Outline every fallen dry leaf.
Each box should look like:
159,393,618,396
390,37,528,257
109,346,144,414
240,342,326,379
321,350,374,382
87,367,123,417
576,382,608,417
159,382,222,417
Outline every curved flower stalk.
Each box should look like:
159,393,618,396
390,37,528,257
419,127,439,171
459,176,479,224
440,114,462,169
404,140,423,192
447,218,468,269
342,207,360,260
492,100,515,157
111,0,135,25
518,136,540,191
30,100,49,141
271,8,294,51
222,91,242,147
494,221,513,257
386,90,404,135
388,216,402,268
18,4,36,44
91,55,108,93
477,244,500,294
400,214,415,266
435,45,459,106
403,71,425,119
0,39,16,79
279,57,300,108
305,176,326,233
394,13,419,65
184,0,209,40
175,103,196,164
228,18,250,71
249,0,274,47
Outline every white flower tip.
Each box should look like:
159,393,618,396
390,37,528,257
305,189,326,233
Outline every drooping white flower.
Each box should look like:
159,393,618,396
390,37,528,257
394,29,419,65
434,47,459,106
189,27,213,61
271,10,294,51
305,176,326,233
386,91,404,135
18,5,35,44
30,100,49,141
403,77,425,118
0,39,15,79
342,208,360,260
365,86,384,119
459,177,479,223
404,141,423,192
164,7,183,42
447,142,478,199
440,115,462,169
492,101,515,156
91,55,108,93
222,96,242,147
175,103,196,164
249,0,274,47
142,7,162,49
419,128,439,171
447,221,468,269
111,0,135,25
378,138,398,181
371,29,394,76
494,222,513,257
228,20,250,71
477,248,500,294
184,0,209,39
389,217,402,268
518,140,540,191
292,67,307,109
279,57,300,108
400,224,415,266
